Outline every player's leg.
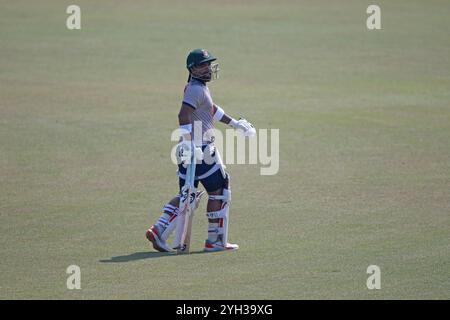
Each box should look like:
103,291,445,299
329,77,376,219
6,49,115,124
201,170,239,252
146,179,203,252
145,195,180,252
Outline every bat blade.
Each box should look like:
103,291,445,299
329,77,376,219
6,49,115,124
176,189,196,254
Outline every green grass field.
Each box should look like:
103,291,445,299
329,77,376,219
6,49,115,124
1,0,449,299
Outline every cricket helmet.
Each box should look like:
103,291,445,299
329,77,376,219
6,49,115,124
186,49,219,81
186,49,216,69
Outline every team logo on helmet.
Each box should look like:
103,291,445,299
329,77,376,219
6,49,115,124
202,50,209,58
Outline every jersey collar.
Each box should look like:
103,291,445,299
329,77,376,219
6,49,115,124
191,77,206,85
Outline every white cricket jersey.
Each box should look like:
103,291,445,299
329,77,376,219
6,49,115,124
182,78,216,146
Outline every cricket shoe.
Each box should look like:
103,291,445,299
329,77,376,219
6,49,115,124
204,240,239,252
145,225,173,252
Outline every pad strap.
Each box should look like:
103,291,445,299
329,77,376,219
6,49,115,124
208,188,231,203
206,207,228,219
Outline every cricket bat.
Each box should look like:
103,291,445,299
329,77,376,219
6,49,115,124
173,145,198,254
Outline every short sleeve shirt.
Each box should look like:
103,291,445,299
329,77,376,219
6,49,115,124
182,78,215,145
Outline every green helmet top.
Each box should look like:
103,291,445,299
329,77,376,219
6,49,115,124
186,49,217,70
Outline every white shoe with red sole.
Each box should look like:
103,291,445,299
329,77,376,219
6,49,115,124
204,240,239,252
145,226,173,252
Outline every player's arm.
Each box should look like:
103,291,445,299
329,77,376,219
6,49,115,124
212,104,256,137
177,103,200,166
178,103,195,140
212,104,231,125
212,104,241,127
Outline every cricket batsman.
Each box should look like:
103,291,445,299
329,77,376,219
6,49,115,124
145,49,255,252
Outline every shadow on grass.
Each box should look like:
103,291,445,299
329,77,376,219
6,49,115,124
99,250,209,263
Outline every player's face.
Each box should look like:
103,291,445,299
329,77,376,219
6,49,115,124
191,62,212,81
191,62,219,81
